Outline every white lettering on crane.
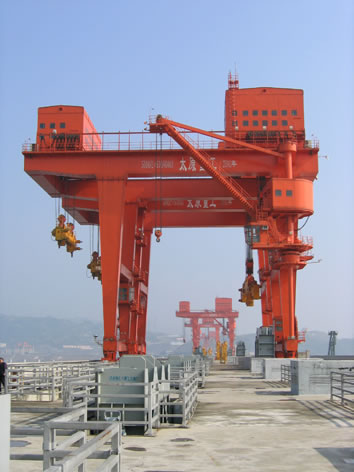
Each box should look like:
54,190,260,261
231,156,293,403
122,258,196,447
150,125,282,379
179,158,187,171
188,157,197,171
141,160,174,169
210,157,217,168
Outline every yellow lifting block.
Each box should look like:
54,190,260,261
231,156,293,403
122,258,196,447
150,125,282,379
87,251,102,281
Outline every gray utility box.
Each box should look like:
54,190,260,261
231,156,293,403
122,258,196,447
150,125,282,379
255,326,275,358
96,355,160,434
236,341,246,356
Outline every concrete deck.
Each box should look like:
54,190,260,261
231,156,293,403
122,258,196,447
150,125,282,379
10,365,354,471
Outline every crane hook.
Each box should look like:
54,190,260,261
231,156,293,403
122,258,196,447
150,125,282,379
155,229,162,242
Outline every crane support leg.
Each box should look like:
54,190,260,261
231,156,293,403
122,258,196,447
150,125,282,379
258,249,273,327
228,318,236,355
271,270,284,357
278,252,299,358
98,178,126,361
119,203,138,356
192,318,200,352
137,229,152,354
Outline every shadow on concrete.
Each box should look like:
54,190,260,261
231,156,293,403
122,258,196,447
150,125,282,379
255,390,291,396
298,400,354,428
315,448,354,471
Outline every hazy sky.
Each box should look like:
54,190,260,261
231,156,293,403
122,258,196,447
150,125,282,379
0,1,353,342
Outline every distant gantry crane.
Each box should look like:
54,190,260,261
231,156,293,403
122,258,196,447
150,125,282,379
176,298,239,355
22,72,319,360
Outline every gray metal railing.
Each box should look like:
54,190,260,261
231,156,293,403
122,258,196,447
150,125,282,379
43,406,121,472
63,378,160,436
159,370,198,426
330,370,354,408
6,361,98,400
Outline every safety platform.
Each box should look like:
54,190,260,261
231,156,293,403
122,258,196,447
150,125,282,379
5,361,354,472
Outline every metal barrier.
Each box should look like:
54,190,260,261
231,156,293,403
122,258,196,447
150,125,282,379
6,361,98,400
43,406,121,472
281,365,291,384
63,371,198,431
22,129,319,154
159,371,198,426
330,370,354,408
63,378,160,436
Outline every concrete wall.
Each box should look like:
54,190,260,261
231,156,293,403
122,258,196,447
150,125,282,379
264,358,293,380
0,394,10,472
250,358,265,375
227,356,252,370
291,360,354,395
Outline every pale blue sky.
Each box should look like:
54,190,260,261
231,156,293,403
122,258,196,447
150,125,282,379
0,0,353,340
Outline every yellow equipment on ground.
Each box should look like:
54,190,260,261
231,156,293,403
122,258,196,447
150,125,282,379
215,341,221,360
221,341,228,364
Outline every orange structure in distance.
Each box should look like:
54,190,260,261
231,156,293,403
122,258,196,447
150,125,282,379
176,298,239,355
22,73,319,361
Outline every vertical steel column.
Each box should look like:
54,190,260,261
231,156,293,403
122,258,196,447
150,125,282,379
119,203,138,355
257,249,273,327
137,229,152,354
97,178,126,361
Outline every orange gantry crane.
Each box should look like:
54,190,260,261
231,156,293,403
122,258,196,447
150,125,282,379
22,73,318,360
176,298,238,355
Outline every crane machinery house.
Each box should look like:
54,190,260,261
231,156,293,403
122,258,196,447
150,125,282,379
37,105,102,151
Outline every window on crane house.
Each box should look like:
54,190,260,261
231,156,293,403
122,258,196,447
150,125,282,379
271,110,277,116
271,120,278,126
243,120,249,126
50,123,56,129
60,122,66,129
242,110,249,116
281,110,287,116
252,110,258,116
291,109,298,116
253,120,259,126
262,110,268,116
39,123,45,129
232,110,237,116
286,190,293,197
275,189,282,196
282,120,288,126
232,120,238,127
262,120,268,126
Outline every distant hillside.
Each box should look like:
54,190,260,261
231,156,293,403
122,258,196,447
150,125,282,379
0,313,103,347
0,314,353,358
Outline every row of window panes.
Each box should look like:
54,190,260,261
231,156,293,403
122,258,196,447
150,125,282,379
232,110,297,117
39,122,66,129
232,120,289,127
275,189,293,197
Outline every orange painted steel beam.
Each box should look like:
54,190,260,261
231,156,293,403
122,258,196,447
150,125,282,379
149,117,283,158
149,119,257,217
24,147,318,180
97,179,126,361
